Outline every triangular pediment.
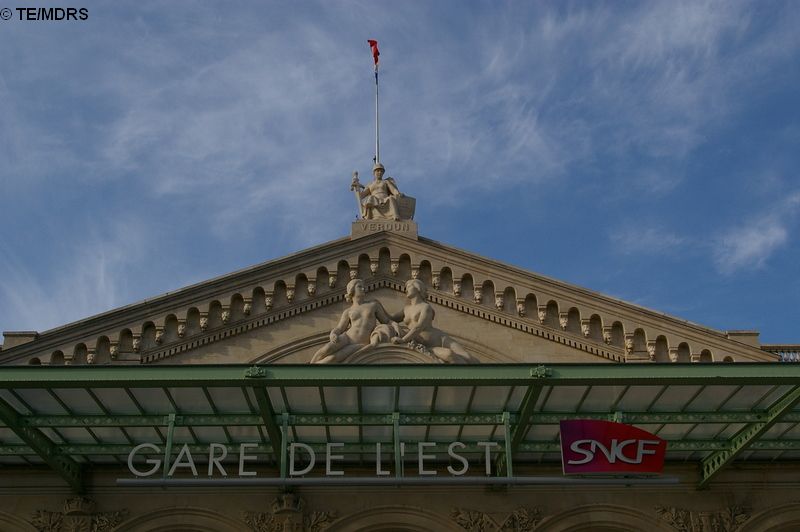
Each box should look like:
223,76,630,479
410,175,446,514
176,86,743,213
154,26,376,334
0,231,775,366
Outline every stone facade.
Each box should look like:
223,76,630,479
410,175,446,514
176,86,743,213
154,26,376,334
1,182,796,531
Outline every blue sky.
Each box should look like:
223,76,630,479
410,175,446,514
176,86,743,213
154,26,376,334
1,1,799,343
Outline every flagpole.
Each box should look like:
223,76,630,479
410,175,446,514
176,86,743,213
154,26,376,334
375,66,380,164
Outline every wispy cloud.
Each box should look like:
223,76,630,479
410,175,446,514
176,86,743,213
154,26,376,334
609,226,686,256
0,218,148,332
713,193,800,274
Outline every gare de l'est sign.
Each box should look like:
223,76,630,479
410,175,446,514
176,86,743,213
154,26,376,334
124,420,667,482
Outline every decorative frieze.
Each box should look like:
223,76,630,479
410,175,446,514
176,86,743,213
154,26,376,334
451,506,541,532
30,497,127,532
243,494,336,532
655,505,750,531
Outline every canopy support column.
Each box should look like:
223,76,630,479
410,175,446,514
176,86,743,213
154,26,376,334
699,385,800,488
0,394,83,493
251,387,285,465
496,381,543,476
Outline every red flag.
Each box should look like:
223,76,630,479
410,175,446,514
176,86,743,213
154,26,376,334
367,39,380,68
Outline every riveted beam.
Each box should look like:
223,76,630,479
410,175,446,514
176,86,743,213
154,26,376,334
700,385,800,488
3,363,800,388
510,384,545,452
15,410,798,429
0,394,84,493
250,387,285,463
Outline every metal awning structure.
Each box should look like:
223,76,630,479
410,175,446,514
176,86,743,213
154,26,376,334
2,363,800,493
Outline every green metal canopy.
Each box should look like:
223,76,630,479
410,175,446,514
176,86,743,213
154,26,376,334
1,363,800,493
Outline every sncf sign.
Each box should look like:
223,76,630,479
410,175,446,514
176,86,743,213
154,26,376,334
559,420,666,475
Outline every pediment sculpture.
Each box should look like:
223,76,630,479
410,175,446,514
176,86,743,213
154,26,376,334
351,162,416,220
310,278,477,364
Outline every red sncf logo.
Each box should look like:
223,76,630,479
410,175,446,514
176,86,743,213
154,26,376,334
559,419,667,475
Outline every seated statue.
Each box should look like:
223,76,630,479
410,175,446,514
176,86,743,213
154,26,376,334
352,163,403,220
310,279,392,364
389,279,477,364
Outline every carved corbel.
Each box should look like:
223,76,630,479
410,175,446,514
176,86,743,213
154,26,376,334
154,326,165,344
242,298,253,316
453,279,462,296
602,326,613,344
263,292,274,311
390,259,399,276
432,273,440,290
307,279,316,296
558,312,568,330
285,285,295,303
647,340,657,361
109,341,119,360
690,352,701,363
199,312,209,331
370,259,379,276
328,273,337,288
516,299,526,317
132,333,142,352
220,306,231,324
624,333,634,356
411,265,420,279
349,266,358,280
668,347,679,362
580,319,591,337
537,305,547,324
176,319,187,337
86,348,96,365
473,286,483,304
494,292,504,310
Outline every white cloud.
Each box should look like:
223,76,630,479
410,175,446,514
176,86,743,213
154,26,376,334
713,193,800,273
609,226,686,255
0,218,148,332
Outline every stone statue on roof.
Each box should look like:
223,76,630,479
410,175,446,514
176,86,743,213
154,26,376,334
351,163,415,221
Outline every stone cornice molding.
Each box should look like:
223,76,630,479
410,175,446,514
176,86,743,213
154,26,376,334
1,232,774,364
